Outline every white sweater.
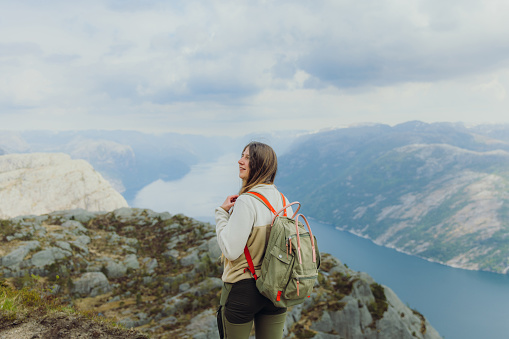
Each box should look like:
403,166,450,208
215,184,294,283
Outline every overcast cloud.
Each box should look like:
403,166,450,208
1,0,509,135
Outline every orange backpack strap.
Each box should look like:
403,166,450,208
246,191,277,215
246,191,288,216
280,193,287,216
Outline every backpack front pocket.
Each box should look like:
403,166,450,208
284,272,317,299
267,246,293,287
258,245,294,301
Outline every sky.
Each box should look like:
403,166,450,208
1,0,509,136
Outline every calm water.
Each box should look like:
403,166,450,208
309,218,509,339
136,156,509,339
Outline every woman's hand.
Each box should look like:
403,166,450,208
221,194,239,212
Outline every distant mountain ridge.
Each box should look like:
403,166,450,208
4,123,509,274
0,130,303,203
2,131,229,203
277,121,509,274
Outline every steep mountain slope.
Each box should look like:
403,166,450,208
63,137,136,194
0,208,441,339
277,122,509,273
0,153,128,219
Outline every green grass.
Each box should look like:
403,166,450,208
0,278,121,330
367,283,388,327
0,220,16,240
1,279,63,320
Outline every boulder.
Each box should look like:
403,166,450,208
1,241,40,267
124,254,140,270
69,235,91,254
30,247,71,267
185,309,220,339
61,220,88,235
113,207,140,221
190,278,223,297
56,209,98,224
207,238,222,260
54,241,73,252
142,258,158,274
180,250,199,267
73,272,111,297
311,311,334,333
105,259,128,279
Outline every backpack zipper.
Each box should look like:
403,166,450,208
286,233,310,257
287,236,292,259
296,274,318,296
286,236,290,259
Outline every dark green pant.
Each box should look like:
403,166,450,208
217,279,287,339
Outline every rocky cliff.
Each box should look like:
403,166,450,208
277,121,509,274
0,153,128,219
0,208,441,339
0,130,304,203
0,131,237,202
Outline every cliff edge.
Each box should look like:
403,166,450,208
0,208,442,338
0,153,128,219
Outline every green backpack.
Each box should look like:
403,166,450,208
244,191,321,308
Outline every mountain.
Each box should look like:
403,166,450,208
0,208,441,339
4,131,231,203
0,130,307,204
470,123,509,143
277,121,509,274
0,131,30,154
0,153,128,219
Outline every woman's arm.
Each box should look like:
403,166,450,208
215,197,255,261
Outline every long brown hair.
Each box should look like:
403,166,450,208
239,142,278,194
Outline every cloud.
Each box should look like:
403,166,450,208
0,42,42,58
1,0,509,134
296,0,509,88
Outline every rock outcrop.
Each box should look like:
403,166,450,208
0,130,236,202
0,208,442,339
0,153,128,219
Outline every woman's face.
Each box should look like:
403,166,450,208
238,147,250,181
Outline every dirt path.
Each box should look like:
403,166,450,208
0,312,148,339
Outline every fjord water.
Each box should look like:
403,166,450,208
309,218,509,339
135,155,509,339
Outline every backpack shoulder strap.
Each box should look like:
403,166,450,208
246,191,276,215
243,246,258,280
280,193,288,217
246,191,288,216
243,190,287,280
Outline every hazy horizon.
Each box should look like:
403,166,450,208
2,119,509,138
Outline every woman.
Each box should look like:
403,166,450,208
215,141,292,339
